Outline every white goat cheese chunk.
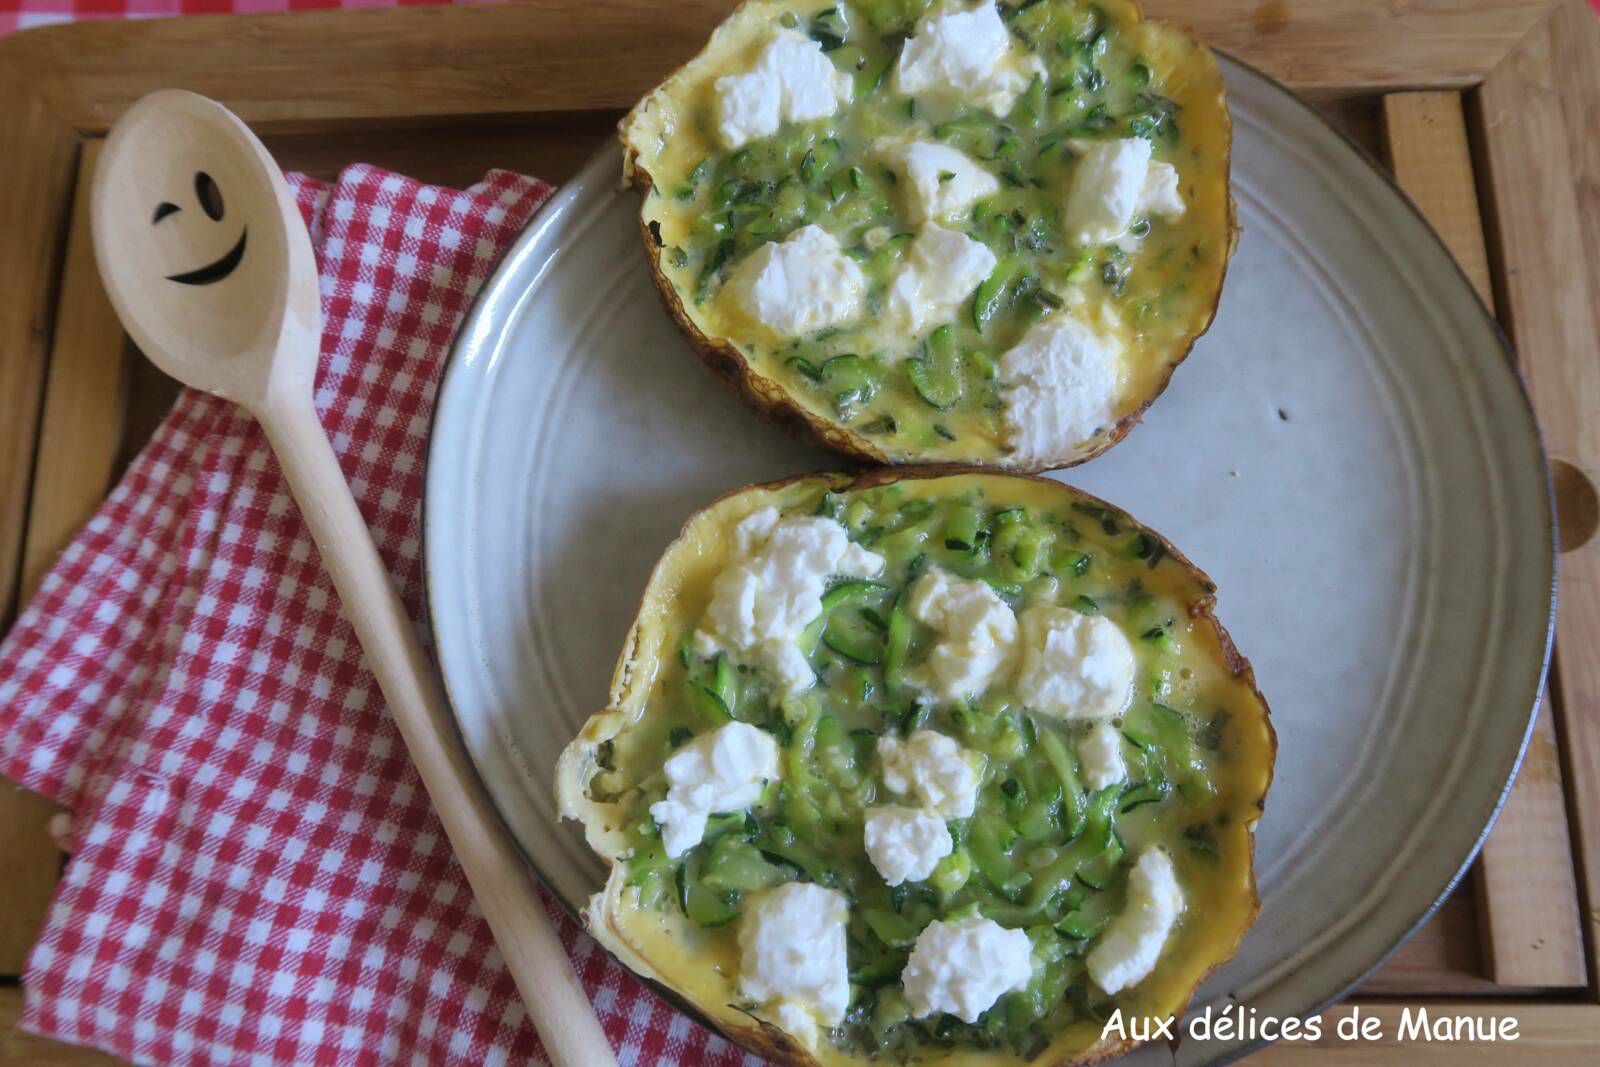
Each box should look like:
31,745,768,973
1140,160,1185,219
902,915,1035,1023
1077,722,1128,792
907,568,1018,702
1065,139,1188,244
739,882,851,1045
885,224,998,338
728,224,867,338
1012,605,1137,721
877,730,980,819
696,506,884,694
998,315,1122,462
648,723,780,858
878,140,1000,225
896,3,1045,116
1065,137,1152,245
715,30,853,149
1087,848,1185,994
863,805,955,886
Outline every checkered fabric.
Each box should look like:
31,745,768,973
0,165,759,1066
0,0,495,37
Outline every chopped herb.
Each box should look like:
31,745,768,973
693,237,733,304
668,726,693,748
787,356,824,383
808,6,846,51
1073,594,1099,615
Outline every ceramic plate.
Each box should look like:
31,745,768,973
424,57,1554,1064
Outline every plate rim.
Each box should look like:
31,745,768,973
420,51,1558,1061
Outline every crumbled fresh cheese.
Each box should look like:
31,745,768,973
901,915,1035,1023
895,3,1045,116
997,314,1122,462
863,805,955,886
1065,139,1186,244
727,225,867,338
1012,605,1137,721
884,224,998,338
648,723,780,858
877,140,1000,225
877,730,980,819
714,30,853,149
696,506,884,694
1077,722,1128,792
907,568,1018,702
1065,137,1152,245
1141,160,1186,220
739,882,851,1047
1087,848,1185,994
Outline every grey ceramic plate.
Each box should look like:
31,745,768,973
424,57,1554,1064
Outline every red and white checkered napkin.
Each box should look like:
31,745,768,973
0,164,757,1066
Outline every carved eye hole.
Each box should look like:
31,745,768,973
195,171,224,221
152,201,180,225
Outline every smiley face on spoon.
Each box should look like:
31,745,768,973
157,170,248,285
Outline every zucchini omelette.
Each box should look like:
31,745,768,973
559,471,1274,1064
621,0,1234,470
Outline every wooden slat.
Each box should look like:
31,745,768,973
0,71,78,979
0,142,129,976
1381,90,1585,991
262,110,619,191
1246,1002,1600,1064
18,141,130,604
1473,698,1589,987
1474,0,1600,994
0,0,1562,136
1356,892,1501,996
1313,97,1383,159
0,69,77,627
0,788,64,979
1381,93,1496,302
0,986,121,1066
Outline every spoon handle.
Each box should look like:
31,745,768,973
255,393,617,1067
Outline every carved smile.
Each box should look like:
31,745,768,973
165,228,247,285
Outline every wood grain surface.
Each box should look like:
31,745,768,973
0,67,77,630
0,986,117,1066
0,0,1566,134
1381,91,1586,991
18,141,129,609
0,65,79,979
1474,0,1600,995
0,140,128,981
1246,1002,1600,1064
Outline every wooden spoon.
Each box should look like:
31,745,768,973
91,89,617,1067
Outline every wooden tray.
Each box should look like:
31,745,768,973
1,2,1596,1062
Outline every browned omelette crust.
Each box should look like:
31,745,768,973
558,468,1275,1067
621,1,1237,473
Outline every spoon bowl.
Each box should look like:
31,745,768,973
92,89,319,410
